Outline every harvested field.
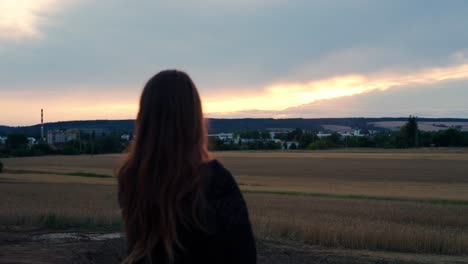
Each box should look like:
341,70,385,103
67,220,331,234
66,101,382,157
1,150,468,257
215,151,468,201
1,180,467,255
4,150,468,201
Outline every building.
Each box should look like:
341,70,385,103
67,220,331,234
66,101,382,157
354,129,362,137
340,132,354,137
284,141,300,149
47,130,80,147
317,132,332,138
121,134,131,141
265,128,293,139
0,136,7,145
27,137,37,146
80,128,111,137
208,133,235,141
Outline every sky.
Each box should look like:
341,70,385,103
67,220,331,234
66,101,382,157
1,0,468,126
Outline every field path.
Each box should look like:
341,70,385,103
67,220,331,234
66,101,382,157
0,230,467,264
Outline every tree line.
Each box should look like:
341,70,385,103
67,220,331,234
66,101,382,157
209,117,468,151
1,117,467,157
0,133,128,158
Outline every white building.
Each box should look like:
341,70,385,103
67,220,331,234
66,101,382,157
317,132,332,138
208,133,235,141
354,129,361,136
269,131,276,139
266,128,293,139
272,139,282,144
121,134,131,141
284,141,300,149
0,136,7,145
27,137,37,146
47,130,80,146
339,132,354,137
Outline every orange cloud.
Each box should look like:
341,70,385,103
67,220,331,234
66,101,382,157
203,63,468,114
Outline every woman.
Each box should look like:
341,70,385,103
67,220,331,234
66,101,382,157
117,70,257,264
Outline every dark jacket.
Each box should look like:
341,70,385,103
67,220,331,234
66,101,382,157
136,159,257,264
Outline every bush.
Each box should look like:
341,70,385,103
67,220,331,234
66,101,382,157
62,146,80,155
308,139,333,150
11,148,33,157
32,143,53,155
0,160,3,173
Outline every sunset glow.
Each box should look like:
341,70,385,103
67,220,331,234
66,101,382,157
2,62,468,126
203,63,468,114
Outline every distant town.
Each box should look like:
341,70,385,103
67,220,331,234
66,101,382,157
1,116,467,157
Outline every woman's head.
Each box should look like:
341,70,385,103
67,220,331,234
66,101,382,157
135,70,208,160
117,70,209,263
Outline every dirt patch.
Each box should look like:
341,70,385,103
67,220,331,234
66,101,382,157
0,230,467,264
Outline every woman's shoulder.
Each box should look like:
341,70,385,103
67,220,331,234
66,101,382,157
201,159,250,233
201,159,240,200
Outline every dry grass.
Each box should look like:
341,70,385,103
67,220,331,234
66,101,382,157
214,151,468,200
0,182,120,229
248,193,468,255
2,154,120,176
0,180,467,254
1,150,468,254
4,150,468,200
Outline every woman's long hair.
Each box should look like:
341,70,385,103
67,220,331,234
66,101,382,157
117,70,210,263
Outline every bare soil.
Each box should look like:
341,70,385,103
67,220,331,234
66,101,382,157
0,230,467,264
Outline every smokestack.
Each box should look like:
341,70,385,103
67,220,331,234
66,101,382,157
41,109,44,141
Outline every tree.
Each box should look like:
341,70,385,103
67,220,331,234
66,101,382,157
346,136,372,148
400,116,419,148
6,134,28,149
0,160,3,173
96,135,122,153
308,139,332,150
32,143,53,155
298,133,318,149
418,131,434,147
463,132,468,147
329,132,342,145
286,128,303,141
238,131,261,139
260,131,271,140
433,128,464,147
208,137,224,150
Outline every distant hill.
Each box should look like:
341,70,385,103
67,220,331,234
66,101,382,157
0,120,135,136
1,118,468,136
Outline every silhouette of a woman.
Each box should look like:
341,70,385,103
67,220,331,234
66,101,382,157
117,70,257,264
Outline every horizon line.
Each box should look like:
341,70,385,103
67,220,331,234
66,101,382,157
3,116,468,128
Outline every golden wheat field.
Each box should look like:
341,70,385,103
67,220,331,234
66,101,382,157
1,149,468,255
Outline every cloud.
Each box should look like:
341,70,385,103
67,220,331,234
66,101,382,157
203,62,468,114
2,60,468,126
1,1,468,125
207,79,468,119
0,0,73,42
2,0,468,91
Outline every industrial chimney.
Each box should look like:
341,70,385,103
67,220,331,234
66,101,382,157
41,109,44,141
